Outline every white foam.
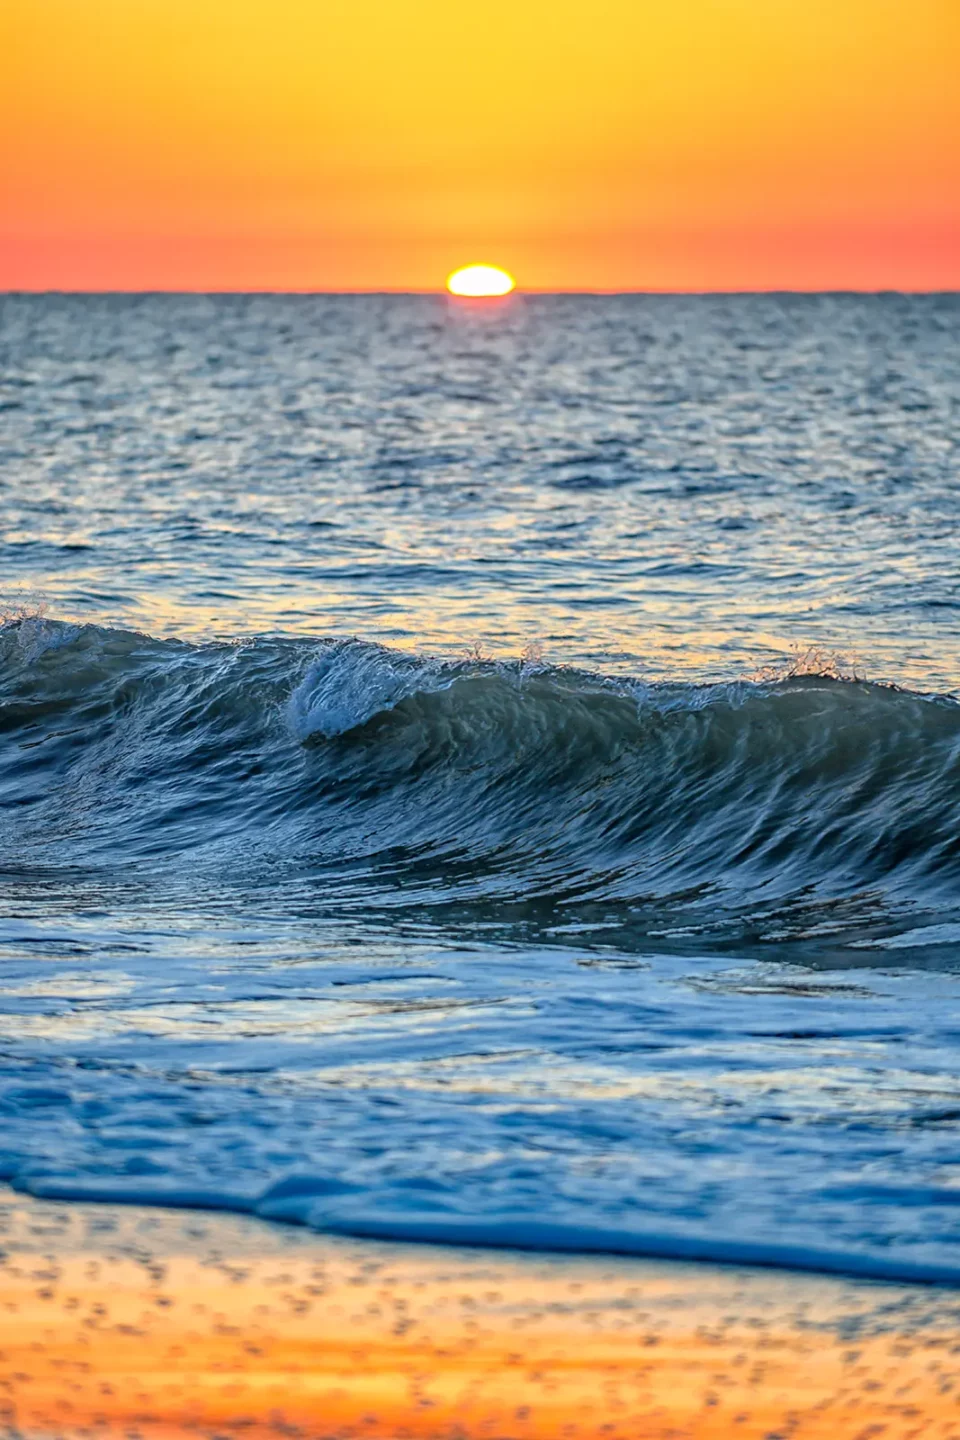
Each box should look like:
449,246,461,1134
287,640,453,740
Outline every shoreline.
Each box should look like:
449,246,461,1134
18,1175,960,1291
3,1189,959,1438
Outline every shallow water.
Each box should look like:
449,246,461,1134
1,293,959,1282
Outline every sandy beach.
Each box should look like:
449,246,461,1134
2,1189,958,1440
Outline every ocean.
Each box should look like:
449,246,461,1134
1,291,959,1285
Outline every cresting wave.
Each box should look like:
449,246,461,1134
2,616,959,933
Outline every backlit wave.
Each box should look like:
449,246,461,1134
2,616,958,935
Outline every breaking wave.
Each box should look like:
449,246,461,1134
2,617,958,944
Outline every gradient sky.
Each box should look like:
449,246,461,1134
2,0,958,291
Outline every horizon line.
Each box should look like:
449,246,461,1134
3,287,959,298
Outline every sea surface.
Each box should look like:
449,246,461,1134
1,292,960,1284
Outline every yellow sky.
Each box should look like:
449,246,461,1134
1,0,958,289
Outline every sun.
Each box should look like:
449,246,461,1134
447,264,515,297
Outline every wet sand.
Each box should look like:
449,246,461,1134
2,1189,959,1439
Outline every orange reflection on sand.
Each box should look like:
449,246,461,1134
2,1193,959,1439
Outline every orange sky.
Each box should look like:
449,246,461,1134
1,0,958,291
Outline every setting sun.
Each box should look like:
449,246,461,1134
447,264,516,297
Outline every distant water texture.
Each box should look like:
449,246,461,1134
2,293,960,1284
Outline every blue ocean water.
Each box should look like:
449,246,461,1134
1,292,960,1284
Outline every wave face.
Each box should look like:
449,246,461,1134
4,618,959,936
3,618,960,1285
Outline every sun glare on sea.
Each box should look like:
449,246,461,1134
447,264,515,297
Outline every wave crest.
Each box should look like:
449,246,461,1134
2,619,959,946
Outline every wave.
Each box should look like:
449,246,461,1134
2,617,959,946
14,1173,960,1288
